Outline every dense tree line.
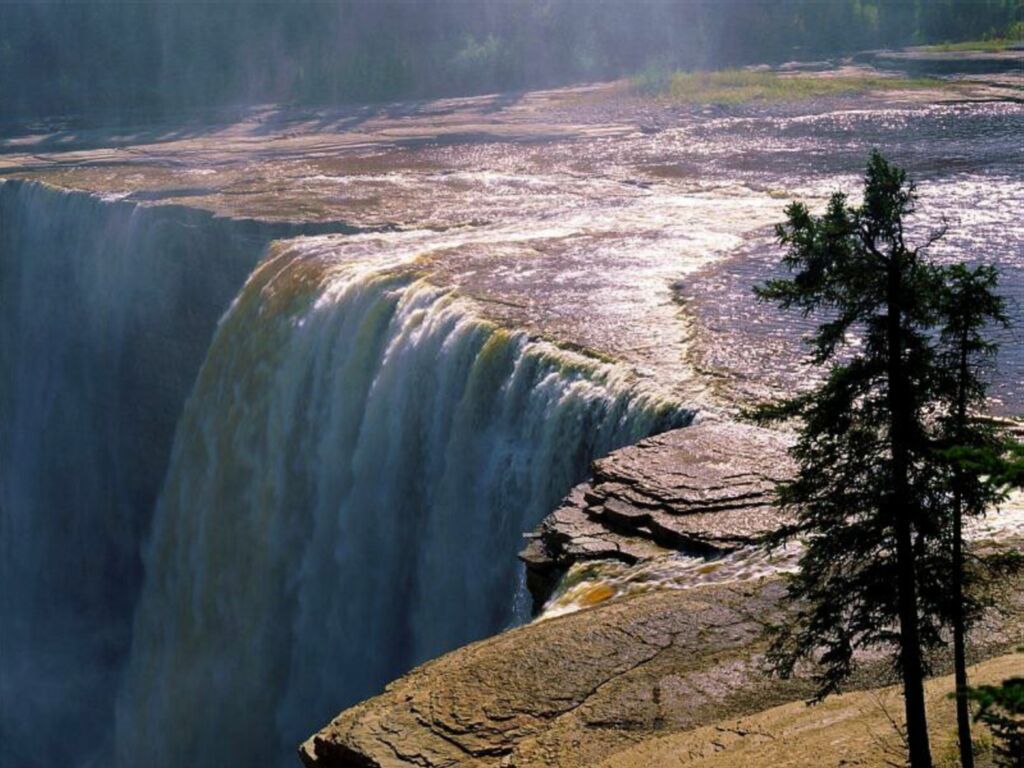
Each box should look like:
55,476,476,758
0,0,1019,121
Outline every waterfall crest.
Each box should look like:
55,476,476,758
115,242,691,767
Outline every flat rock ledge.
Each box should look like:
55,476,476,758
300,580,807,768
519,420,796,607
299,574,1024,768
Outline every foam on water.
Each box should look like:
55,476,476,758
540,492,1024,621
114,241,691,767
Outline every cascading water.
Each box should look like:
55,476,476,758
113,241,690,767
0,181,352,767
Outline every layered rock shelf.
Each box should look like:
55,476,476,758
299,418,1024,768
300,580,806,768
300,567,1024,768
519,420,796,607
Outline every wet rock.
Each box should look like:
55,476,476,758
520,420,796,607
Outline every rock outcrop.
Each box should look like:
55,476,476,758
299,414,1023,768
299,579,808,768
519,420,796,607
300,569,1024,768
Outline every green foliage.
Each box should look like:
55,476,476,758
933,261,1017,768
632,63,674,97
968,678,1024,767
931,262,1024,610
920,16,1024,52
921,38,1017,52
756,150,1023,767
934,263,1014,546
642,69,943,104
756,152,948,702
995,437,1024,489
0,0,1019,120
449,35,513,92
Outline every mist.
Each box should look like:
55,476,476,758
1,0,1018,124
1,2,1022,768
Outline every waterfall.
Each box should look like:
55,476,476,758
0,181,343,767
0,180,689,767
114,241,690,767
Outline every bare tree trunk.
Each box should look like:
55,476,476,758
888,262,934,768
895,518,934,768
953,490,974,768
953,339,974,768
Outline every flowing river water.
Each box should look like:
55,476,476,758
540,495,1024,620
0,68,1021,767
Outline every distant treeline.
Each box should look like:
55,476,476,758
1,0,1019,121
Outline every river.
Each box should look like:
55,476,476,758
1,61,1021,767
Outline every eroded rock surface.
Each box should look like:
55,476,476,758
519,420,795,606
300,569,1024,768
299,580,805,768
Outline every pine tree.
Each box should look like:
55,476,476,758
756,151,948,768
934,264,1010,768
967,677,1024,767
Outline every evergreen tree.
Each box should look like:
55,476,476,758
756,151,948,768
967,676,1024,767
934,263,1011,768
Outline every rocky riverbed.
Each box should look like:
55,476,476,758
519,419,795,608
301,556,1024,768
2,47,1021,767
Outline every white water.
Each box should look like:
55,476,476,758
9,98,1018,768
114,241,689,767
541,493,1024,620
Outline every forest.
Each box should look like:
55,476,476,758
1,0,1019,121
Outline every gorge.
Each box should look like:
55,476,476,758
1,52,1022,768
